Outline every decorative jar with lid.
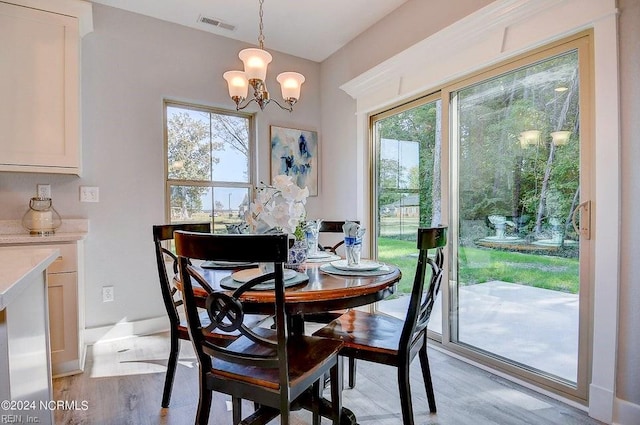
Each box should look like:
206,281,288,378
22,197,62,236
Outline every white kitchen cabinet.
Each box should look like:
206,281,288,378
45,241,84,376
48,272,79,374
0,0,92,174
0,220,88,376
0,247,58,425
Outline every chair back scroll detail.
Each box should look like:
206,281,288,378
183,263,279,365
175,231,290,371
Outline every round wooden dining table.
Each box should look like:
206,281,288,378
189,261,401,334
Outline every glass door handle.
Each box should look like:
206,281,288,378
571,200,591,240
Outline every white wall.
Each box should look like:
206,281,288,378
0,3,321,332
616,0,640,422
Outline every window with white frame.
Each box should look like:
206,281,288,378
164,101,254,233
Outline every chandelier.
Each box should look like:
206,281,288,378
223,0,305,112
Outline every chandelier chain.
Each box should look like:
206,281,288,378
258,0,265,49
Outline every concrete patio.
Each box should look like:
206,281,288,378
378,281,579,382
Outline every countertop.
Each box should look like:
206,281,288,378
0,219,88,244
0,246,59,310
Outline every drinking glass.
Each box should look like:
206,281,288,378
344,236,362,266
304,220,322,257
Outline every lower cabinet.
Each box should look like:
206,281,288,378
48,272,80,375
44,242,85,377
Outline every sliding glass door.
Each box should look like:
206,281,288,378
370,35,592,400
371,95,443,333
447,37,591,396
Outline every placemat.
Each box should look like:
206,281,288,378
219,272,309,290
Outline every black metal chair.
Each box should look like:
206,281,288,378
175,231,344,425
313,226,447,424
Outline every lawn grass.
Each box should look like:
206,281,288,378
376,237,421,294
377,237,580,295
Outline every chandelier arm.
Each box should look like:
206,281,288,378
269,98,294,112
235,97,259,111
235,97,281,112
234,96,294,112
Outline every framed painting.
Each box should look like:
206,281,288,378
270,125,318,196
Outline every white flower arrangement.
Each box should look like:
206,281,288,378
246,175,309,239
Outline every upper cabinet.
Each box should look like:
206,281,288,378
0,0,92,175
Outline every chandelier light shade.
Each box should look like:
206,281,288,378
276,72,305,102
520,130,541,147
223,70,249,99
223,0,304,112
551,130,571,146
238,48,272,81
519,130,572,149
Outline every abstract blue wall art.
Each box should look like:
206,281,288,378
270,125,318,196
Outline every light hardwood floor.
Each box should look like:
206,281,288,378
53,332,602,425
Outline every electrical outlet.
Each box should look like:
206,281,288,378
37,184,51,199
102,286,114,302
80,186,99,202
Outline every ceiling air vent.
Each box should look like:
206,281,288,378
198,16,236,31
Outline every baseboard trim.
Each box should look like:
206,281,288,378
84,316,169,345
614,397,640,425
590,383,614,423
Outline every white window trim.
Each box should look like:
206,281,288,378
341,0,620,422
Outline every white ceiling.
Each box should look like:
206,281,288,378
89,0,408,62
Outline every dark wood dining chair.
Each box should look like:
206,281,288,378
313,226,447,425
153,223,264,408
154,223,216,408
175,231,344,425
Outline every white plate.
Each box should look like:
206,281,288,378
329,260,383,271
305,254,341,263
320,263,392,277
200,260,256,269
306,251,332,260
231,268,297,283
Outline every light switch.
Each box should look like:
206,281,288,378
80,186,99,202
